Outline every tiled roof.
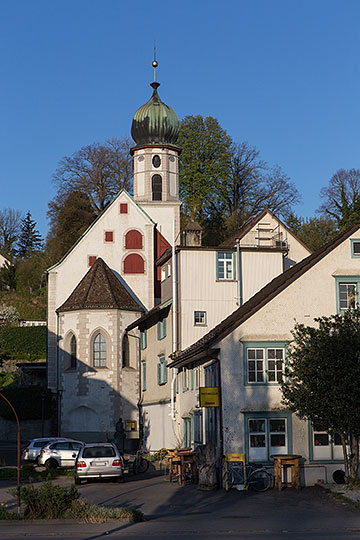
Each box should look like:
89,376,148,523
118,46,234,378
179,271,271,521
169,222,360,367
57,257,143,312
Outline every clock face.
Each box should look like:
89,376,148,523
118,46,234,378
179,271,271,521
152,155,161,168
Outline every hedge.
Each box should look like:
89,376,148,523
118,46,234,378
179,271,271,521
0,326,46,357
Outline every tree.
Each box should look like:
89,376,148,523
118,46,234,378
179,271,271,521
51,137,133,216
319,168,360,230
178,115,232,222
286,214,337,252
17,212,43,259
0,261,17,291
47,191,97,262
0,208,22,256
0,304,19,327
281,311,360,482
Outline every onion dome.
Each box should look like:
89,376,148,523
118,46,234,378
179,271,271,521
131,80,180,146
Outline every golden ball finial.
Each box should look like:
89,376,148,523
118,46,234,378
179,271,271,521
152,60,158,68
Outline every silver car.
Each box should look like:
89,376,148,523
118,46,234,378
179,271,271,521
22,438,67,465
38,439,84,469
74,443,124,484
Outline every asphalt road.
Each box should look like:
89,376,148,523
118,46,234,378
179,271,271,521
1,470,360,538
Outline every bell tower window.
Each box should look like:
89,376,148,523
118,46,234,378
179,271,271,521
152,155,161,168
152,174,162,200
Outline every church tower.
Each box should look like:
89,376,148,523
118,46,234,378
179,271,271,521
130,61,181,243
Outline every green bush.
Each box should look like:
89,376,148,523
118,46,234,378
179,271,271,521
0,502,20,520
0,326,46,358
12,482,80,519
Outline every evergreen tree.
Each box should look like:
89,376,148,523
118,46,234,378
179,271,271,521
17,212,43,258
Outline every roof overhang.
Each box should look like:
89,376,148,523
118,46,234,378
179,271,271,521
168,348,220,369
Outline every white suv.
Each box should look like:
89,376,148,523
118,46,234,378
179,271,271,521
37,439,84,469
22,438,67,465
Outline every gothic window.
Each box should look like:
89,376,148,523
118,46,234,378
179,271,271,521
122,334,129,368
123,254,145,274
152,174,162,201
125,230,143,249
93,333,106,368
69,335,77,369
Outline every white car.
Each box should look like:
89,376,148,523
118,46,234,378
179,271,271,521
22,438,67,465
74,443,124,484
37,439,84,469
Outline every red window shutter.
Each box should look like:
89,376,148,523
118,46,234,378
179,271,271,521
125,230,142,249
120,203,128,214
105,231,113,242
124,254,144,274
88,256,97,267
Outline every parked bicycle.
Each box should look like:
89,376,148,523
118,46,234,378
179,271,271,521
224,461,272,492
132,450,150,475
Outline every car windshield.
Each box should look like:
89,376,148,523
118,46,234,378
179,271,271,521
83,447,116,458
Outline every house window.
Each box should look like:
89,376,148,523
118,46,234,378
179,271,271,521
120,203,128,214
194,411,203,445
93,332,106,368
69,335,77,370
311,429,343,461
216,252,235,280
124,254,145,274
351,239,360,257
161,267,166,282
245,343,285,384
335,277,360,312
152,174,162,201
194,310,207,326
246,414,290,462
184,417,192,448
183,368,189,391
141,360,146,391
157,317,167,340
104,231,114,243
125,230,143,249
157,355,167,385
140,330,147,350
88,255,97,267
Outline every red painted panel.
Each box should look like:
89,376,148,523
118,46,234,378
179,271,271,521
120,203,128,214
105,231,113,242
88,256,97,267
156,230,171,259
124,253,144,274
125,230,142,249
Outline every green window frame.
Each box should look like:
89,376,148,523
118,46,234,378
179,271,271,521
140,329,147,350
157,354,167,385
334,276,360,312
216,252,236,280
308,424,345,463
244,411,292,463
141,360,146,391
351,239,360,258
182,368,189,392
244,342,287,386
157,318,167,340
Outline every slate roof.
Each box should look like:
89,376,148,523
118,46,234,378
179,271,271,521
168,222,360,368
57,257,143,312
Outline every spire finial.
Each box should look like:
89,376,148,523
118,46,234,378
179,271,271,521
152,41,158,82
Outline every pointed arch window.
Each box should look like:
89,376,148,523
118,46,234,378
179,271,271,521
122,333,130,368
70,335,77,369
93,333,106,368
152,174,162,201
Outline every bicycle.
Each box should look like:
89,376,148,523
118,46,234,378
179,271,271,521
132,450,150,474
224,461,272,492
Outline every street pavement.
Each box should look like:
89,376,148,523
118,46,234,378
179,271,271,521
1,469,360,538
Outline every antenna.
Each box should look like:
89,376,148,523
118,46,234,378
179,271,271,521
152,41,158,82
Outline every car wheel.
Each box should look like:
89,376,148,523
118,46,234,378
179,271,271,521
45,458,58,470
74,476,82,485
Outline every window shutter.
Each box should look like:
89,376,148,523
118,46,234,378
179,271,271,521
163,360,167,384
124,254,144,274
216,252,220,280
157,363,161,385
232,252,236,280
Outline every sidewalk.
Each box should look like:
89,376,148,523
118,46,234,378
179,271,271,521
322,482,360,505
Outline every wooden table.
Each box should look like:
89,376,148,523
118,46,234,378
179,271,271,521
272,454,301,491
168,451,197,485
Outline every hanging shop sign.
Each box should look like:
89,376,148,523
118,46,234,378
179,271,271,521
199,386,219,407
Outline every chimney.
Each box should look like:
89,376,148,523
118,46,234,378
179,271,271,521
183,222,203,247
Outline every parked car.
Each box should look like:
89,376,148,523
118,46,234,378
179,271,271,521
38,439,84,469
74,442,124,484
22,438,67,465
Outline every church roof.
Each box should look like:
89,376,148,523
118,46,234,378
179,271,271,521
57,257,143,313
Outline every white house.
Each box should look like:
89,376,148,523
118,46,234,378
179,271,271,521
169,223,360,484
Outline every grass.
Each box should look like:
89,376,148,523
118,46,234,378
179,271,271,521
0,291,46,320
0,466,74,482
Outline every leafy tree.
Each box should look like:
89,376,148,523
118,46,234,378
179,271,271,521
0,208,22,256
0,261,17,291
47,191,97,262
0,304,19,327
17,212,43,259
16,251,50,293
319,168,360,230
281,311,360,482
286,214,337,252
50,137,133,216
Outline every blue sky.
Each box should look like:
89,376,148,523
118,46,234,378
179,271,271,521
1,0,359,238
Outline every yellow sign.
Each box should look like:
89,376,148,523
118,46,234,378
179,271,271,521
199,386,219,407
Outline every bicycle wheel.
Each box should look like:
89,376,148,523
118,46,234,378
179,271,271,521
137,457,149,474
248,469,272,492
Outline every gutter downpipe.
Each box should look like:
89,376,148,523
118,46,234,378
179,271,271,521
236,239,243,306
171,220,177,421
56,311,61,437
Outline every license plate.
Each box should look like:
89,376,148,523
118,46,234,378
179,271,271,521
91,461,106,466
